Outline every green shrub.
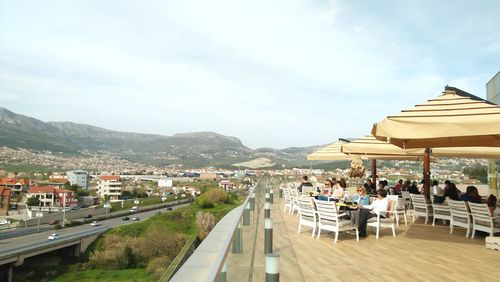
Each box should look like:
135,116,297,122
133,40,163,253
146,256,171,280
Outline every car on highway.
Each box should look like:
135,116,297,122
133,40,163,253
122,216,130,221
129,206,138,212
155,211,162,215
131,216,140,221
48,233,60,240
90,221,100,226
48,220,60,225
166,207,173,211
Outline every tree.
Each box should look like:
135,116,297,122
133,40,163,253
463,165,488,184
26,196,40,207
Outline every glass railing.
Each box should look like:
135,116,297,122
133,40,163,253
170,177,277,281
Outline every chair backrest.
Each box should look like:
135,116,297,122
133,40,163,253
448,199,470,219
467,202,492,223
297,197,316,218
314,199,340,222
385,199,396,219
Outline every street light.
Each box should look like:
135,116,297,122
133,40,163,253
104,202,111,218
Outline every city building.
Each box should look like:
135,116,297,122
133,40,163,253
97,175,122,200
27,186,76,207
66,170,89,189
0,178,30,195
0,187,11,216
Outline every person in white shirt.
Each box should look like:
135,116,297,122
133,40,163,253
358,189,389,237
331,181,344,199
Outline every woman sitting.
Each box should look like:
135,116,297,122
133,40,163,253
352,186,370,206
358,189,389,238
331,181,344,199
459,186,482,203
487,194,500,216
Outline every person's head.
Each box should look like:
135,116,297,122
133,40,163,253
339,178,346,188
466,186,479,196
487,194,497,208
367,178,373,184
331,177,337,184
404,180,411,186
444,180,451,188
377,189,388,199
432,180,438,186
398,179,403,184
302,175,308,182
324,179,333,188
449,183,457,190
357,186,367,195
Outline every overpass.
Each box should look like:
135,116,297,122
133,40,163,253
0,227,109,282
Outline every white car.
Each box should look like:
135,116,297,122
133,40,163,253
48,233,61,240
90,221,100,226
131,216,140,221
129,206,138,212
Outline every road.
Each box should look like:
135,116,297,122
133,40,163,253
0,203,189,253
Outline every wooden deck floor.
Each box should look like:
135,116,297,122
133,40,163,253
228,196,500,282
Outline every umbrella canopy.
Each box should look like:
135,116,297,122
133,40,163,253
308,139,425,161
342,135,500,159
371,89,500,149
307,140,353,161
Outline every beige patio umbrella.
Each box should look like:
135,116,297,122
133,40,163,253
343,135,500,159
371,89,500,149
307,140,353,161
308,139,427,185
371,88,500,195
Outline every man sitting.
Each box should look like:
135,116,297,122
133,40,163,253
357,189,389,237
297,175,313,193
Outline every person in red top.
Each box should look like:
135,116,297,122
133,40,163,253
394,179,403,193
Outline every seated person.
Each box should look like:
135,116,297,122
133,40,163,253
317,179,334,201
458,186,482,203
358,189,389,237
350,186,370,206
297,175,313,193
442,182,461,201
364,178,377,194
331,181,344,198
487,194,500,216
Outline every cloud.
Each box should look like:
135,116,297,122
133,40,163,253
0,0,499,148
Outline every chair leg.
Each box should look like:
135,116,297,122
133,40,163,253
376,226,380,239
471,228,475,239
403,212,407,226
392,225,396,237
297,223,301,234
317,227,321,238
465,226,470,238
395,213,399,227
311,226,316,237
334,230,339,243
432,215,436,226
450,223,454,235
355,228,359,241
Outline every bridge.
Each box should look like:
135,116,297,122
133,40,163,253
0,227,108,282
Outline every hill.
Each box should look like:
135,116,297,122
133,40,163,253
0,107,321,168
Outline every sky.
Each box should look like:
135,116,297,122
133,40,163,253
1,0,499,149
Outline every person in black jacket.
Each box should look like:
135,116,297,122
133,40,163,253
297,175,313,193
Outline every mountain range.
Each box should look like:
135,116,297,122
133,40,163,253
0,106,322,168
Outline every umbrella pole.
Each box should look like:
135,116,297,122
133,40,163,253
371,159,377,185
423,148,431,198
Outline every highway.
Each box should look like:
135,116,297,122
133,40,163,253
0,203,190,254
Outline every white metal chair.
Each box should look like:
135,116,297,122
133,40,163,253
367,199,396,239
467,202,500,239
448,199,472,237
314,199,358,243
387,195,407,226
297,196,317,237
401,191,412,209
290,189,300,215
283,188,294,214
431,197,451,226
410,194,433,224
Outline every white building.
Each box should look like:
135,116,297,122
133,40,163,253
67,170,89,189
97,175,122,200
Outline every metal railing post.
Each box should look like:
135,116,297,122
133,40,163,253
265,253,280,282
243,204,251,226
264,218,273,254
264,202,270,219
231,222,243,254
